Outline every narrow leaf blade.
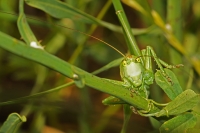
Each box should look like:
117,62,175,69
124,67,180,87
25,0,99,24
17,0,42,48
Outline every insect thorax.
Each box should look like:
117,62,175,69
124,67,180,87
120,55,143,88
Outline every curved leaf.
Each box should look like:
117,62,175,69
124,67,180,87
25,0,97,24
159,113,197,133
17,0,40,47
24,0,123,33
155,68,183,100
157,89,199,117
24,0,153,35
0,113,26,133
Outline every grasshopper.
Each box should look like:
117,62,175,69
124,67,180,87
0,1,199,132
0,1,184,115
101,1,184,115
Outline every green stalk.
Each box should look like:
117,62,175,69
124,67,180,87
0,81,74,106
112,0,142,58
120,105,132,133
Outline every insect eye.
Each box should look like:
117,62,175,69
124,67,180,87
136,58,140,62
122,61,127,66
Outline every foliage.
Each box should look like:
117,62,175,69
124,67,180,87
0,0,200,133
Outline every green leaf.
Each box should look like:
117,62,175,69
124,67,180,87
159,113,197,133
155,68,183,100
156,89,199,117
25,0,97,24
24,0,151,35
18,0,39,46
17,1,37,45
0,113,26,133
0,31,160,113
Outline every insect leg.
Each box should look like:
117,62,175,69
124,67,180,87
158,59,184,69
141,49,154,86
147,46,173,84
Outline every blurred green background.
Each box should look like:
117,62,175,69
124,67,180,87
0,0,200,132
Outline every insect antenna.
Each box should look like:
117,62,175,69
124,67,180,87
0,10,125,57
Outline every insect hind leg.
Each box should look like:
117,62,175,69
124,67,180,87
140,48,154,85
158,59,184,69
146,46,180,85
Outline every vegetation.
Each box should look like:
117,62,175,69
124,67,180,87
0,0,200,132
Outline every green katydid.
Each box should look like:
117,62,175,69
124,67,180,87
118,46,183,99
99,0,187,117
0,1,199,132
102,0,185,115
102,46,184,114
0,1,183,115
